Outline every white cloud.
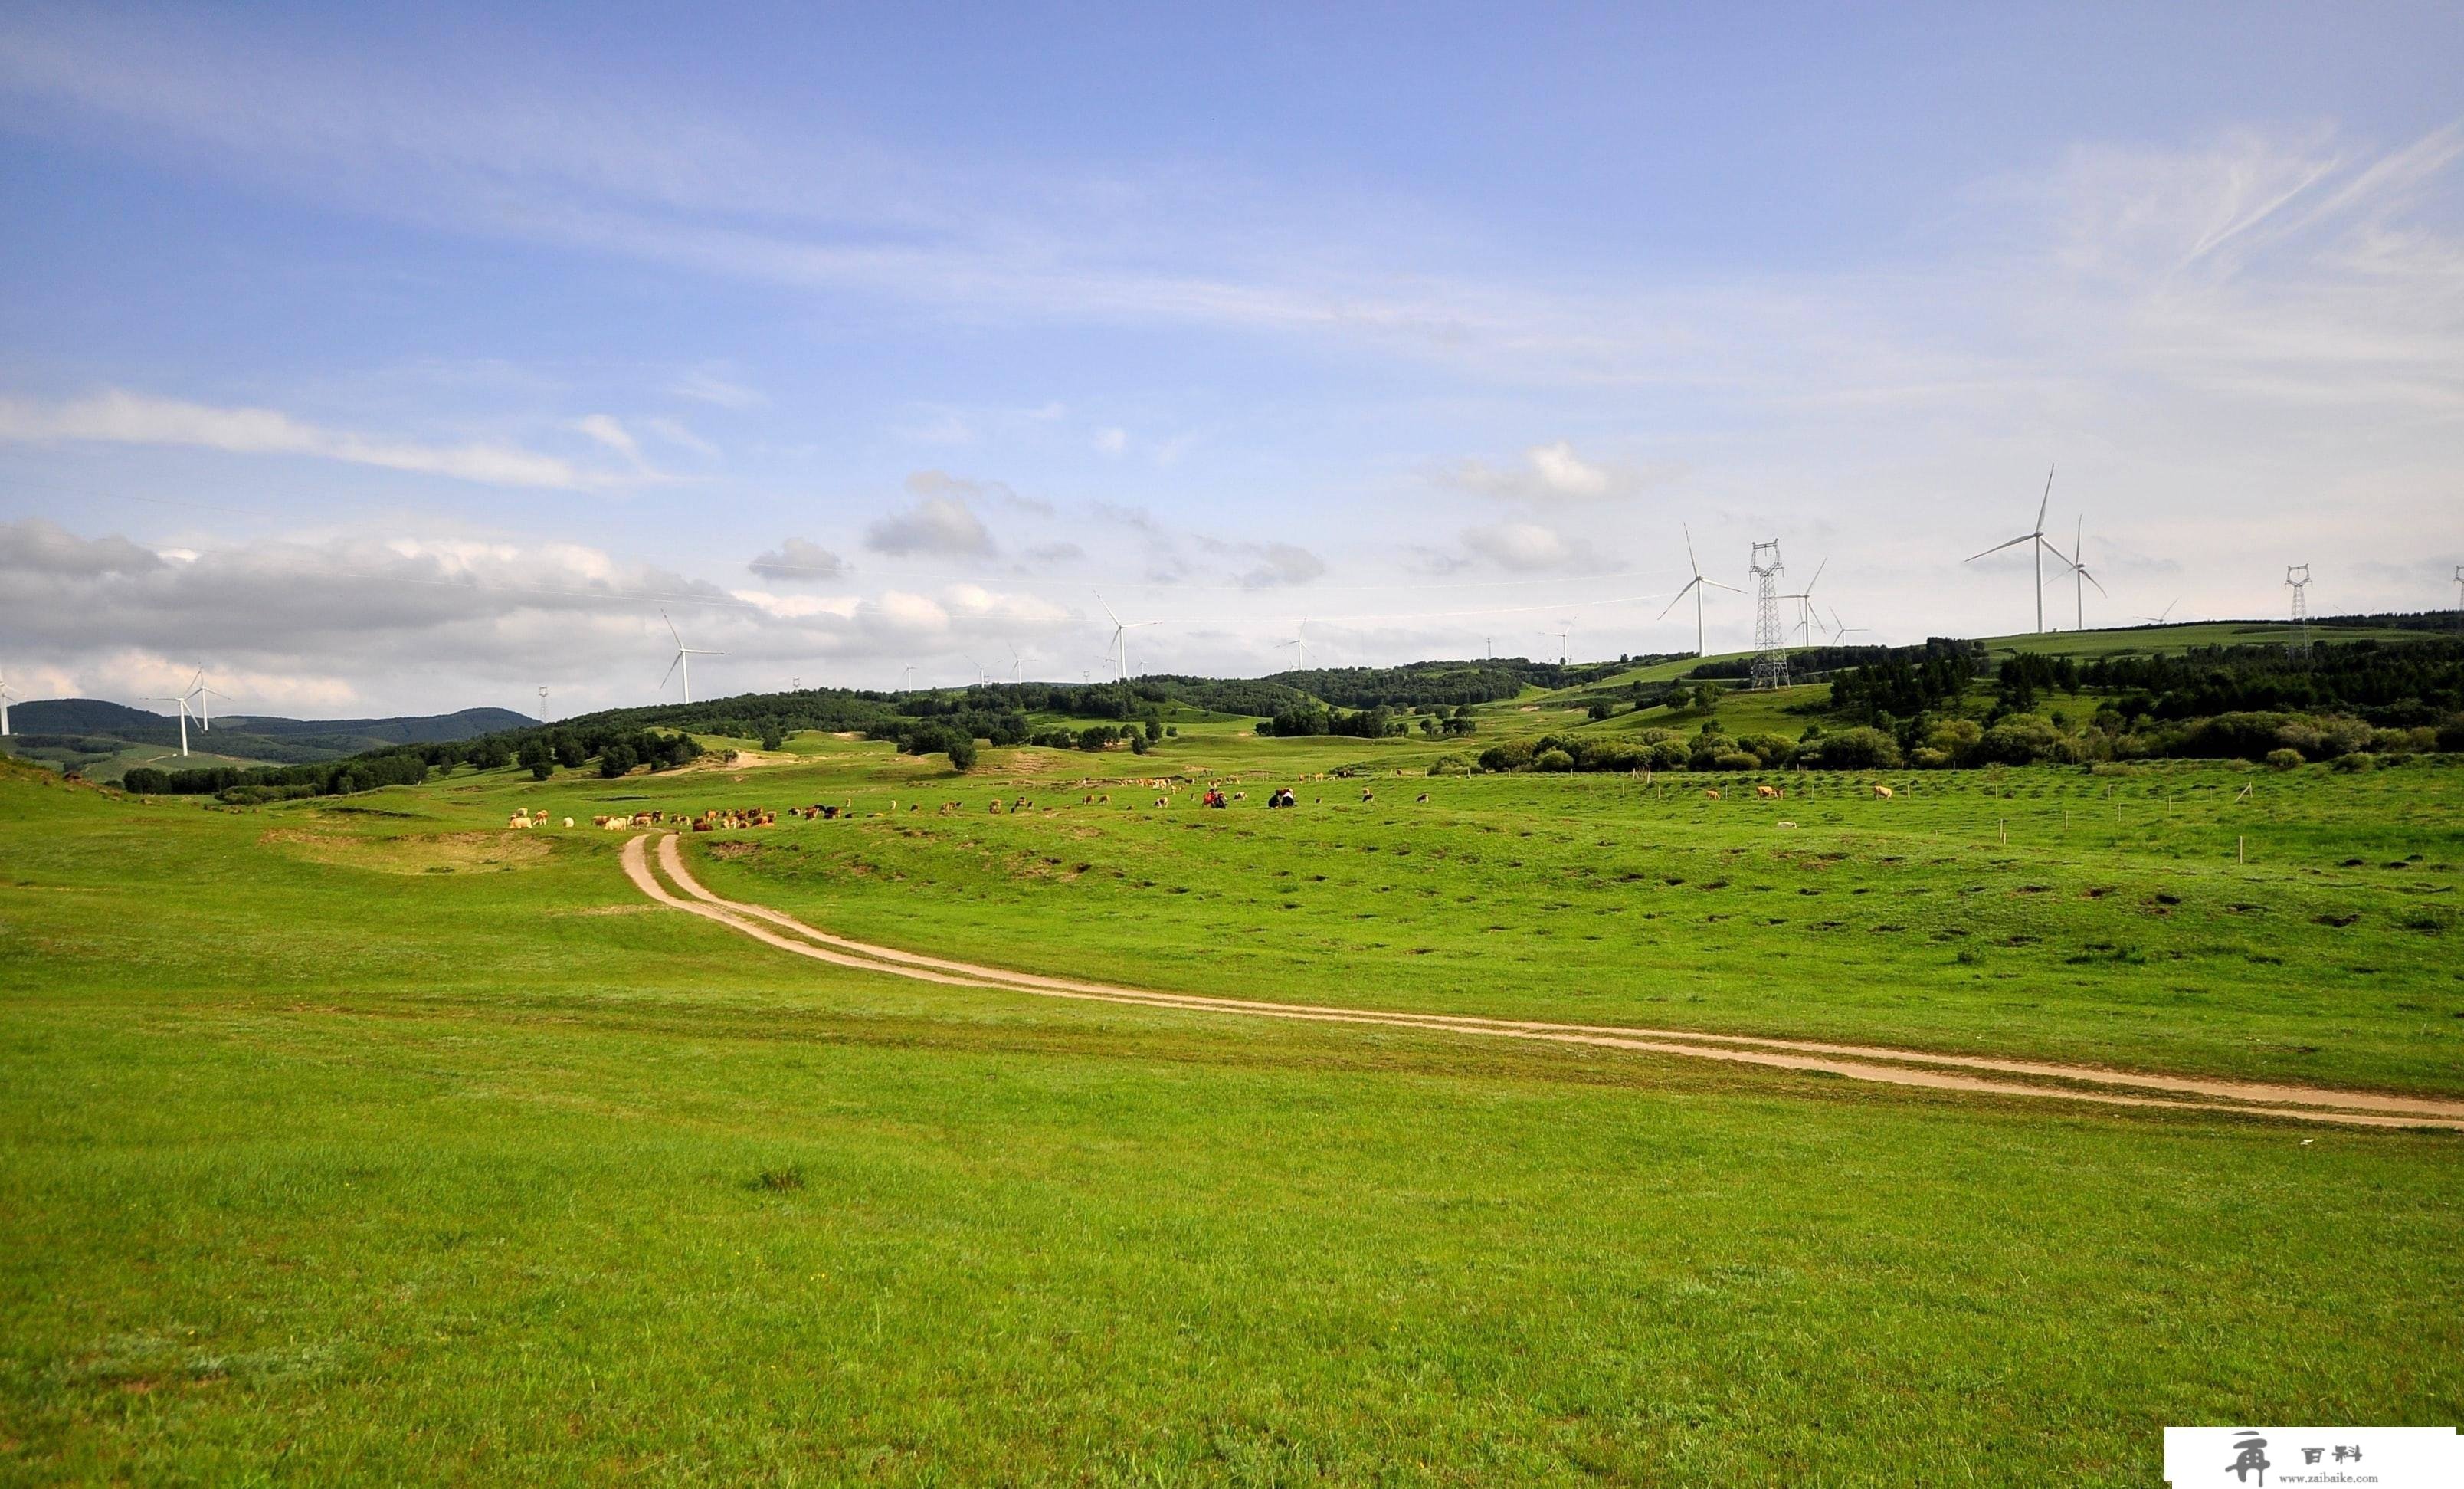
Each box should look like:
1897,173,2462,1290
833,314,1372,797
1460,521,1573,571
669,369,767,408
643,416,718,459
864,474,998,557
1093,426,1129,456
746,537,848,583
572,413,644,465
0,389,610,490
1439,441,1673,503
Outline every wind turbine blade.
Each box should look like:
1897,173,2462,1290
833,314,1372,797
660,653,683,688
1805,557,1827,593
2082,569,2107,597
2036,464,2054,533
1683,523,1699,576
1656,578,1699,621
1965,533,2035,562
1703,578,1741,593
1093,591,1121,627
662,610,683,647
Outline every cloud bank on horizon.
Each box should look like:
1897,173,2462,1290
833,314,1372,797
0,3,2458,717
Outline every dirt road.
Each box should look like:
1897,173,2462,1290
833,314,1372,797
622,834,2464,1132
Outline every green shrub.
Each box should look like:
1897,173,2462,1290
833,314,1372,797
2266,748,2304,771
2331,752,2374,773
1534,749,1575,772
1800,726,1902,770
1426,754,1475,777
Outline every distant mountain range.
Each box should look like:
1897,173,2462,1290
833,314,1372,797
2,699,535,776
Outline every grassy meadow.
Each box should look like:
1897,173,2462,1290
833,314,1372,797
3,704,2461,1482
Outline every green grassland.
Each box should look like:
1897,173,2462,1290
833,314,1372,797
4,713,2461,1482
5,739,280,785
1982,618,2433,661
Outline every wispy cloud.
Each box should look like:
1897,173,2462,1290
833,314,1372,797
0,389,621,490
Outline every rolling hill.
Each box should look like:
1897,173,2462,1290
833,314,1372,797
1,699,535,780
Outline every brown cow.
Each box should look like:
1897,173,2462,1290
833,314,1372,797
1702,789,1721,800
1872,783,1894,799
1755,785,1782,800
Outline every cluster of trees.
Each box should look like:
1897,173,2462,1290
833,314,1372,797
1258,703,1476,739
123,749,438,799
510,726,705,780
1022,721,1164,754
1826,641,1987,723
1475,721,1849,775
1260,658,1654,709
2077,638,2464,724
1687,643,1899,682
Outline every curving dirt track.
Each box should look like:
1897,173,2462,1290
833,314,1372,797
621,834,2464,1132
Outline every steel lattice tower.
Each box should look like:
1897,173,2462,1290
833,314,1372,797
2285,564,2312,661
1749,540,1790,690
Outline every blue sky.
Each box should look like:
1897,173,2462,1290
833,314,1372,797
2,2,2460,717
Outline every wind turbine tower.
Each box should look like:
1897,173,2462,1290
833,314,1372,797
537,685,550,722
1280,617,1309,671
0,671,17,736
1965,464,2063,633
1093,592,1157,681
1779,558,1829,647
183,668,230,731
1748,540,1790,690
149,695,195,757
2285,565,2312,660
1538,628,1570,665
658,610,726,704
1658,523,1739,656
2061,517,2107,632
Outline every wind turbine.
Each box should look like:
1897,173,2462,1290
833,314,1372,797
1279,617,1310,671
899,664,916,691
537,685,551,722
1779,558,1830,647
147,694,195,757
0,670,17,736
1008,644,1027,684
1538,625,1571,664
965,655,991,685
1827,606,1872,643
182,668,231,731
2135,600,2180,625
1964,464,2065,634
2057,516,2106,631
658,610,725,704
1093,592,1157,681
1657,523,1740,656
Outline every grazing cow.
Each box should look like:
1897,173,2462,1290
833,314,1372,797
1361,788,1375,802
562,817,575,828
1154,797,1167,808
508,814,532,830
1871,783,1894,800
1755,785,1782,800
1703,789,1722,800
1415,792,1428,803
